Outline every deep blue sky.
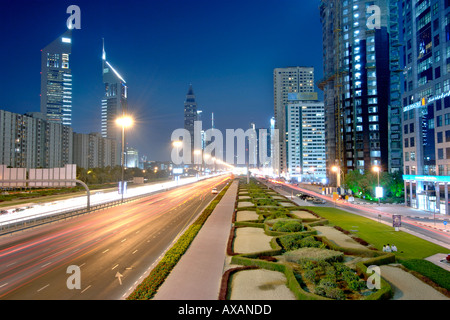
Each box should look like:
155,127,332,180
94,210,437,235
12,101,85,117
0,0,323,161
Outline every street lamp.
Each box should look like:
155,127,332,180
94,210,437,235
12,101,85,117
373,165,381,206
331,165,341,188
194,149,202,176
116,115,133,203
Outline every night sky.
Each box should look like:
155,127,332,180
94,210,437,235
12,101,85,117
0,0,323,162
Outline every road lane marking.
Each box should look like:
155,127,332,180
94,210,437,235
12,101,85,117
112,264,119,270
37,284,49,292
102,249,109,254
132,250,138,254
40,262,51,268
81,285,91,294
121,238,127,243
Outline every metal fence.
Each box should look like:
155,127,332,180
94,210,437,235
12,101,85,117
0,187,168,236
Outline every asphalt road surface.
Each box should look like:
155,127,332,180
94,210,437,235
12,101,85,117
0,175,231,300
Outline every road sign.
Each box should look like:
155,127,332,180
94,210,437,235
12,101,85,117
393,215,401,231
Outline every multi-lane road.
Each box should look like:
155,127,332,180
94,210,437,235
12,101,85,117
0,174,231,300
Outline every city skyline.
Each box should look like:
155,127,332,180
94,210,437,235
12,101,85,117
0,0,324,162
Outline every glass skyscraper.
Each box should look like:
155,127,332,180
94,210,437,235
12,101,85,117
40,30,73,126
319,0,402,187
401,0,450,215
101,40,128,151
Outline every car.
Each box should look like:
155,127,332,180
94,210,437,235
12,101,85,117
13,208,25,213
211,188,218,194
0,210,8,215
306,196,314,202
313,198,326,205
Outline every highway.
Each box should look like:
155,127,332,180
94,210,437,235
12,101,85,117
0,174,231,300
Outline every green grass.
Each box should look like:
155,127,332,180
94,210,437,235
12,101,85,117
402,259,450,291
306,206,449,261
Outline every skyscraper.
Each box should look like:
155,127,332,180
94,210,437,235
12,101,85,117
184,84,198,155
285,93,326,183
401,0,450,214
319,0,402,186
101,40,128,164
40,30,73,126
273,66,315,177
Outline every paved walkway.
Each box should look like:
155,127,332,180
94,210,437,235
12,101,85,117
153,180,238,300
380,265,449,300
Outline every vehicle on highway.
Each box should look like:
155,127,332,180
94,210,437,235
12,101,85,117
211,188,218,194
13,208,25,213
306,196,314,202
0,210,8,215
313,198,326,205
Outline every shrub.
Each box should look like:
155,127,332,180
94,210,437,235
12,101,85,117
285,248,344,263
325,287,346,300
272,220,304,233
304,269,319,284
300,236,325,248
279,234,304,251
348,280,366,291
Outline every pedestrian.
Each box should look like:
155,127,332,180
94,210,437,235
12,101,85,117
382,245,386,252
385,244,391,253
391,244,397,252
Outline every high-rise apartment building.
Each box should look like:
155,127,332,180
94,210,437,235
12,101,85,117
401,0,450,214
273,67,315,176
0,110,73,169
319,0,402,187
73,132,118,169
285,93,326,183
40,30,73,126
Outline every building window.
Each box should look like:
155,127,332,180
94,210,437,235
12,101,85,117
438,131,443,143
438,148,444,159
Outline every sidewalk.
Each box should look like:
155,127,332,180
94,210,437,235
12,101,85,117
153,180,238,300
285,182,450,221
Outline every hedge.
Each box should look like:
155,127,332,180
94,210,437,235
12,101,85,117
126,180,232,300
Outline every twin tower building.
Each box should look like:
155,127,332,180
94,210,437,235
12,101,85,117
35,30,127,169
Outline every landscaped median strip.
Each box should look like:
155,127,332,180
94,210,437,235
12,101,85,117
126,180,232,300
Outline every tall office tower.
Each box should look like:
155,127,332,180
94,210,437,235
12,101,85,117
285,93,326,183
101,40,128,165
401,0,450,214
40,30,73,126
273,66,315,177
184,84,198,157
319,0,402,187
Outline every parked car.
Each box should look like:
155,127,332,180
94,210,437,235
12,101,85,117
306,196,314,202
211,188,218,194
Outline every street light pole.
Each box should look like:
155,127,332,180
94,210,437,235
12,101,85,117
116,115,133,203
373,166,381,206
121,124,125,203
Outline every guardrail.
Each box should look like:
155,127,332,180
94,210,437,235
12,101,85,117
0,185,171,236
